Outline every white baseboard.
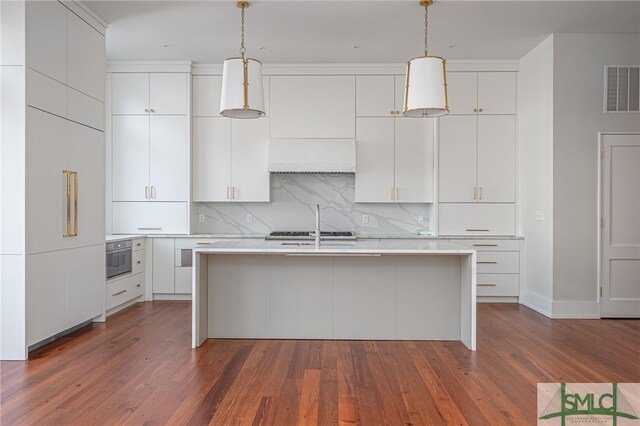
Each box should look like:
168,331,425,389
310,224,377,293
551,300,600,319
478,296,519,303
519,288,553,318
153,294,192,301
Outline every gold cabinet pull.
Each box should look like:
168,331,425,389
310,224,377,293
150,186,156,199
112,289,127,296
144,108,149,113
478,283,497,287
233,186,238,200
136,283,141,288
473,187,477,200
479,187,483,200
473,108,478,113
395,187,399,201
477,261,498,264
136,260,141,264
150,108,155,113
390,110,395,116
226,187,230,199
390,188,395,201
478,108,483,113
466,229,490,232
71,171,78,237
63,170,71,237
395,111,400,115
145,186,149,199
473,244,498,247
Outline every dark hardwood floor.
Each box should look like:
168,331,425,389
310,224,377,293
1,302,639,425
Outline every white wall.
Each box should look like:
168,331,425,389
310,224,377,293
553,33,640,306
518,35,554,314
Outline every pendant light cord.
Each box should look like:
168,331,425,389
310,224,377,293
240,5,246,59
424,3,429,56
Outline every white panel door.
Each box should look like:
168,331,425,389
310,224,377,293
149,115,189,202
394,118,434,203
192,75,222,117
601,134,640,318
438,115,477,202
112,115,149,201
25,0,67,83
192,117,231,202
477,115,516,202
445,72,477,115
66,11,105,101
27,251,67,346
438,203,516,236
112,73,149,115
152,238,175,294
112,202,187,234
477,72,517,115
67,121,105,248
355,118,395,203
26,108,67,255
394,75,406,114
67,244,104,325
231,118,270,202
356,75,395,117
270,76,355,139
149,73,188,115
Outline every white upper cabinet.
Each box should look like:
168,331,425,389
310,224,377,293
270,76,355,139
150,73,189,115
394,118,434,203
112,73,150,115
231,119,270,202
26,0,67,83
192,75,269,117
149,115,189,201
355,118,395,202
445,72,516,115
66,12,105,101
112,115,149,202
477,115,516,202
438,115,477,202
394,75,406,114
356,76,395,117
192,117,231,202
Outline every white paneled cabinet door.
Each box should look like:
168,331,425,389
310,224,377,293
66,12,105,101
26,108,67,255
67,121,105,248
153,238,175,294
394,118,434,203
477,72,517,115
356,76,394,117
231,119,270,202
112,115,149,202
477,115,516,202
25,0,67,83
67,245,104,326
149,115,189,202
112,73,149,115
192,75,222,117
192,117,231,202
394,75,406,114
355,118,395,203
149,73,189,115
438,115,477,202
445,73,477,115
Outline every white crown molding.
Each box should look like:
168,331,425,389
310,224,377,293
61,1,108,35
106,61,193,73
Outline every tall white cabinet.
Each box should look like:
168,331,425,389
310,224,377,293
438,72,517,236
109,71,191,234
1,0,107,359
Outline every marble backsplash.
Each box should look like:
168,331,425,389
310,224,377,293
196,174,434,236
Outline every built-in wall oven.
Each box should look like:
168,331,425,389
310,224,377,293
106,240,132,279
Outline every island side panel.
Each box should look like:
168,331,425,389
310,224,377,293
460,252,477,351
192,251,208,348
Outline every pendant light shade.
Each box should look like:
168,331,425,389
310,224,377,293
220,1,265,119
403,0,449,118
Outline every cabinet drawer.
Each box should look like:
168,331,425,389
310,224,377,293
112,202,188,235
439,203,515,236
476,251,519,274
451,239,520,251
174,238,219,249
106,273,143,310
477,274,519,296
132,238,145,251
132,250,145,274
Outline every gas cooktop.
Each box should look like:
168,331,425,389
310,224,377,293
266,231,356,240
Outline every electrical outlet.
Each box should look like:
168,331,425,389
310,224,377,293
246,214,253,223
535,210,545,221
198,214,205,223
362,214,369,224
417,215,424,224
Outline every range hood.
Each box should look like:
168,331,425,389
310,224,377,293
268,139,356,173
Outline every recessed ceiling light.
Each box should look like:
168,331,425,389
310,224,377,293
447,44,456,48
259,46,266,50
352,45,360,49
162,44,170,48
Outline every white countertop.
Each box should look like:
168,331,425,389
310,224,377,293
193,239,475,255
107,233,523,242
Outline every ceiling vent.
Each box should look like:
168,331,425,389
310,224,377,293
605,66,639,112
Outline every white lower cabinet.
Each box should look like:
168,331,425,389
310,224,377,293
112,202,187,234
106,274,144,311
152,238,175,294
27,244,105,346
439,203,516,236
476,274,519,297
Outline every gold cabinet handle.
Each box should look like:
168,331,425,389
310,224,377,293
477,261,498,264
479,187,483,200
390,110,395,116
150,108,155,113
395,187,399,201
150,186,156,199
144,108,149,113
112,289,127,296
478,108,483,113
136,260,141,264
395,111,400,115
478,283,497,287
145,186,149,199
390,188,394,201
72,171,78,237
233,187,238,200
466,229,490,232
63,170,71,237
226,187,230,199
473,108,478,113
473,244,498,247
136,283,141,288
473,187,477,201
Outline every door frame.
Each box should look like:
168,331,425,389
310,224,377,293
597,132,640,317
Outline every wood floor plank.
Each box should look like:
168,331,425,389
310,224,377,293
1,302,639,426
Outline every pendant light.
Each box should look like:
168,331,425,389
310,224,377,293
220,1,265,119
403,0,449,118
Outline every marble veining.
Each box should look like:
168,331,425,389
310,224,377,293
196,174,434,236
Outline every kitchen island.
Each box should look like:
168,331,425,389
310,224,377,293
192,240,477,350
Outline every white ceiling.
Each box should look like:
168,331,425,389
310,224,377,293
87,0,640,63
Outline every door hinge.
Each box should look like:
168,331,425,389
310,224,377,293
600,148,605,159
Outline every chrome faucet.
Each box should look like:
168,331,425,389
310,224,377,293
315,204,321,247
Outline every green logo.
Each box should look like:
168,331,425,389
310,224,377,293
539,383,639,426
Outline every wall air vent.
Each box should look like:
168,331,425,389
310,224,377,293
605,66,639,112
